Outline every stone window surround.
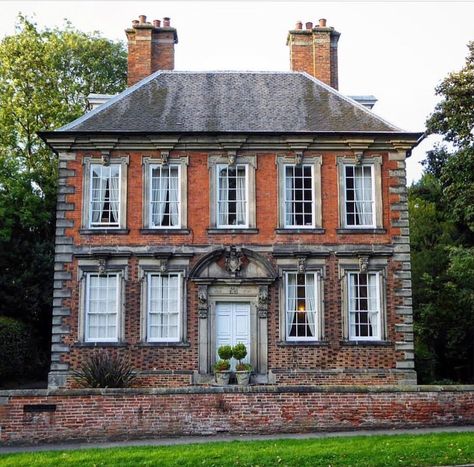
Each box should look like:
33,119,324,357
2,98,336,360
337,154,383,231
77,257,129,344
207,153,257,231
81,154,129,231
142,155,189,231
276,257,326,344
138,257,190,345
276,153,322,230
338,257,388,343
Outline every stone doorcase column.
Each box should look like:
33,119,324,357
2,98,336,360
189,247,276,384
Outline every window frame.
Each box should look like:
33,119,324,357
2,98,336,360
208,154,257,231
347,271,382,341
343,164,376,229
148,163,182,230
81,155,129,231
88,163,122,229
283,163,316,229
276,154,322,230
284,271,320,342
337,155,383,230
84,272,121,343
145,271,183,343
215,163,249,229
142,155,189,231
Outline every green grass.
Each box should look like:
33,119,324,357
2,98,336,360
1,432,474,466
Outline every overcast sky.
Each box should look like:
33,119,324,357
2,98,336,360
2,1,473,183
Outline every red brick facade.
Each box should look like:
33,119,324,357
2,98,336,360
48,146,416,388
1,386,473,445
44,18,419,389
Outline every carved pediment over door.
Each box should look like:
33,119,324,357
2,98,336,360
189,246,277,284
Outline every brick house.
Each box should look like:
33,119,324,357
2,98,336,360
41,16,422,389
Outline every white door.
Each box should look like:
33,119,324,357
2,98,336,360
216,302,250,370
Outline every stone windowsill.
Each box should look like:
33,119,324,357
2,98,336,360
275,228,325,235
207,228,259,234
340,340,393,347
73,341,129,348
336,228,387,235
79,228,130,235
140,229,191,235
277,340,330,347
137,341,191,348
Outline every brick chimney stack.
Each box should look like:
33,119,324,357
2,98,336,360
287,18,340,89
125,15,178,87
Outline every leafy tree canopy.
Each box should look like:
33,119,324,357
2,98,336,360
0,15,127,381
412,41,474,383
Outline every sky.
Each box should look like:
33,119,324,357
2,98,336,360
2,1,473,183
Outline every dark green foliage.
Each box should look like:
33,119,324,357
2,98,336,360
217,345,233,360
213,360,231,372
0,15,127,383
232,343,247,361
73,350,136,388
0,317,41,381
412,41,474,383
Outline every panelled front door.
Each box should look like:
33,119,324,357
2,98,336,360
215,302,250,370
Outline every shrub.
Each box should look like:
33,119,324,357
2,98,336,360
73,350,136,388
214,359,231,372
236,362,252,372
0,317,37,381
232,343,247,361
217,345,233,360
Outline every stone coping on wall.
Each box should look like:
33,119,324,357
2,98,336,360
2,384,474,399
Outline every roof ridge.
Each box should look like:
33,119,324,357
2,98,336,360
299,71,404,132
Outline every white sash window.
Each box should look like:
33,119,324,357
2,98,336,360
216,164,248,227
89,164,121,228
85,273,120,342
348,272,381,340
344,164,375,227
147,273,182,342
150,165,181,228
285,272,318,341
284,164,315,228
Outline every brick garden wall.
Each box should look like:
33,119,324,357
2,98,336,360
1,385,473,446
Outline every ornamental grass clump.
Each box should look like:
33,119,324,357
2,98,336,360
73,350,136,388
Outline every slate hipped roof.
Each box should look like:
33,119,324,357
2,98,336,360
57,71,409,135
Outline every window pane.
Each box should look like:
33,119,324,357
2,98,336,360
86,274,119,341
217,164,247,226
284,165,313,227
348,272,380,339
344,164,374,227
90,164,121,227
148,273,181,341
286,272,317,340
150,165,180,227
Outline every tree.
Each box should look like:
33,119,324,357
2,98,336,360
411,42,474,383
0,15,127,382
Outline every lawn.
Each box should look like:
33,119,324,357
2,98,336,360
1,431,474,466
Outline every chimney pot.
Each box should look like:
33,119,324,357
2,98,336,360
153,19,161,27
295,21,303,30
319,18,327,27
132,20,139,27
163,17,171,27
139,15,147,24
305,21,313,30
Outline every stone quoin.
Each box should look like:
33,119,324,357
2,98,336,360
39,14,423,390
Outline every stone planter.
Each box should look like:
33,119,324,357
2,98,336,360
236,371,251,386
215,371,231,385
